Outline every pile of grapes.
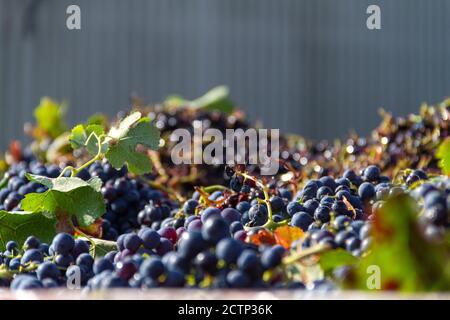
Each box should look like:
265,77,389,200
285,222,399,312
0,93,449,292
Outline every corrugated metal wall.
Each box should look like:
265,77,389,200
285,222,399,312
1,0,450,151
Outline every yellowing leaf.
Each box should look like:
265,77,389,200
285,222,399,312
34,97,67,138
274,225,304,249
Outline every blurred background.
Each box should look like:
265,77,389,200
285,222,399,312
1,0,450,150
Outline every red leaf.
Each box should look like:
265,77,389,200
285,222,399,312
249,228,276,246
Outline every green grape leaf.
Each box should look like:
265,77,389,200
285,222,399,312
69,124,106,156
319,249,358,274
105,112,160,175
87,237,118,258
21,176,105,228
34,97,67,138
189,86,235,115
352,195,450,291
0,211,57,251
165,86,235,114
437,137,450,175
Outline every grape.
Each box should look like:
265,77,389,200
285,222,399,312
317,186,334,199
237,250,260,274
20,249,43,265
220,208,241,224
229,176,243,192
115,260,138,280
158,227,178,245
12,275,43,290
236,201,251,213
286,201,304,216
93,258,114,275
163,269,186,287
187,219,203,232
52,233,75,255
345,237,361,251
36,261,60,281
123,234,142,253
319,176,337,191
248,205,268,226
201,216,230,245
300,181,319,200
116,234,126,251
269,196,285,213
140,228,161,249
234,230,247,242
163,252,190,273
314,206,331,223
145,204,163,221
72,239,90,258
216,238,243,265
226,270,250,288
359,223,372,239
200,207,221,223
360,237,372,252
291,212,314,231
209,191,224,201
423,205,448,226
343,169,357,182
358,182,376,201
42,278,59,288
302,199,319,215
229,221,244,234
261,245,285,269
363,165,380,182
104,251,118,263
6,241,18,253
137,258,163,281
55,254,74,268
9,258,20,270
156,238,173,256
335,230,358,248
76,253,94,269
183,199,198,215
279,188,293,201
194,251,218,275
177,231,207,260
424,191,447,209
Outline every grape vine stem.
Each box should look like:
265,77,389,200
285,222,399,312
238,172,290,231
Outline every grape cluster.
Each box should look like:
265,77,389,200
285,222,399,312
286,101,449,180
90,161,178,240
1,233,92,289
0,157,179,241
0,164,448,291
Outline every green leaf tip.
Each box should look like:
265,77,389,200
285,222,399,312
105,112,160,175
